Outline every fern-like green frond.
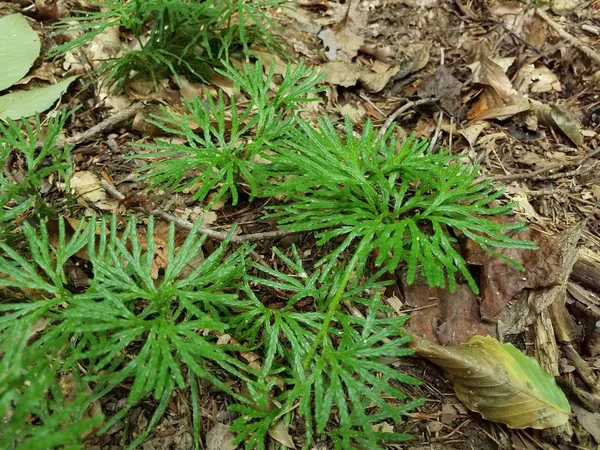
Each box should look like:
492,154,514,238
50,0,287,91
227,249,420,449
0,215,258,449
133,60,323,206
259,117,537,292
0,111,73,240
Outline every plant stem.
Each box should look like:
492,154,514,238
302,235,372,370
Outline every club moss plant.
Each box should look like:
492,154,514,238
51,0,285,91
0,56,537,449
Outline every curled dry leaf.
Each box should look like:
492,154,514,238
530,101,583,146
467,56,530,121
268,420,296,449
412,335,571,429
70,171,120,211
322,61,399,93
468,56,516,98
467,87,530,121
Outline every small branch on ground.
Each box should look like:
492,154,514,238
536,8,600,66
100,179,299,243
378,98,436,140
488,147,600,182
40,102,146,150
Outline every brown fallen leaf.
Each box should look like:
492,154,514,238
418,65,465,119
392,41,431,82
318,24,363,62
467,86,530,121
573,403,600,443
460,121,489,146
530,101,583,146
404,281,497,345
467,56,531,121
489,2,533,35
468,56,516,99
322,61,399,93
269,420,296,449
35,0,58,21
465,227,562,324
206,423,237,450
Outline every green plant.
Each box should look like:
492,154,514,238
0,215,422,449
258,117,538,292
51,0,285,91
0,318,100,450
0,216,256,449
133,60,323,206
227,246,423,449
0,110,73,240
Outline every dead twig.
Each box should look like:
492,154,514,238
488,147,600,182
40,102,146,150
562,343,600,394
378,98,436,140
536,7,600,66
100,179,299,243
428,110,444,152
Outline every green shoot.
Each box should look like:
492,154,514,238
133,60,323,206
50,0,286,91
259,117,538,292
0,110,73,240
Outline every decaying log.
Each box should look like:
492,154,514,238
572,248,600,293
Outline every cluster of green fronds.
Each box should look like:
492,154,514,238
0,216,422,449
1,48,539,448
133,60,323,206
256,117,538,292
228,247,424,449
133,57,535,292
0,110,73,241
0,319,100,450
51,0,285,91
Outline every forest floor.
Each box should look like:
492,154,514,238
4,0,600,449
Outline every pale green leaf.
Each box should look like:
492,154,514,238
0,76,77,120
412,335,571,429
0,13,41,92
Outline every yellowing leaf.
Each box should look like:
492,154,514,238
0,13,41,91
0,76,77,119
412,335,571,429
